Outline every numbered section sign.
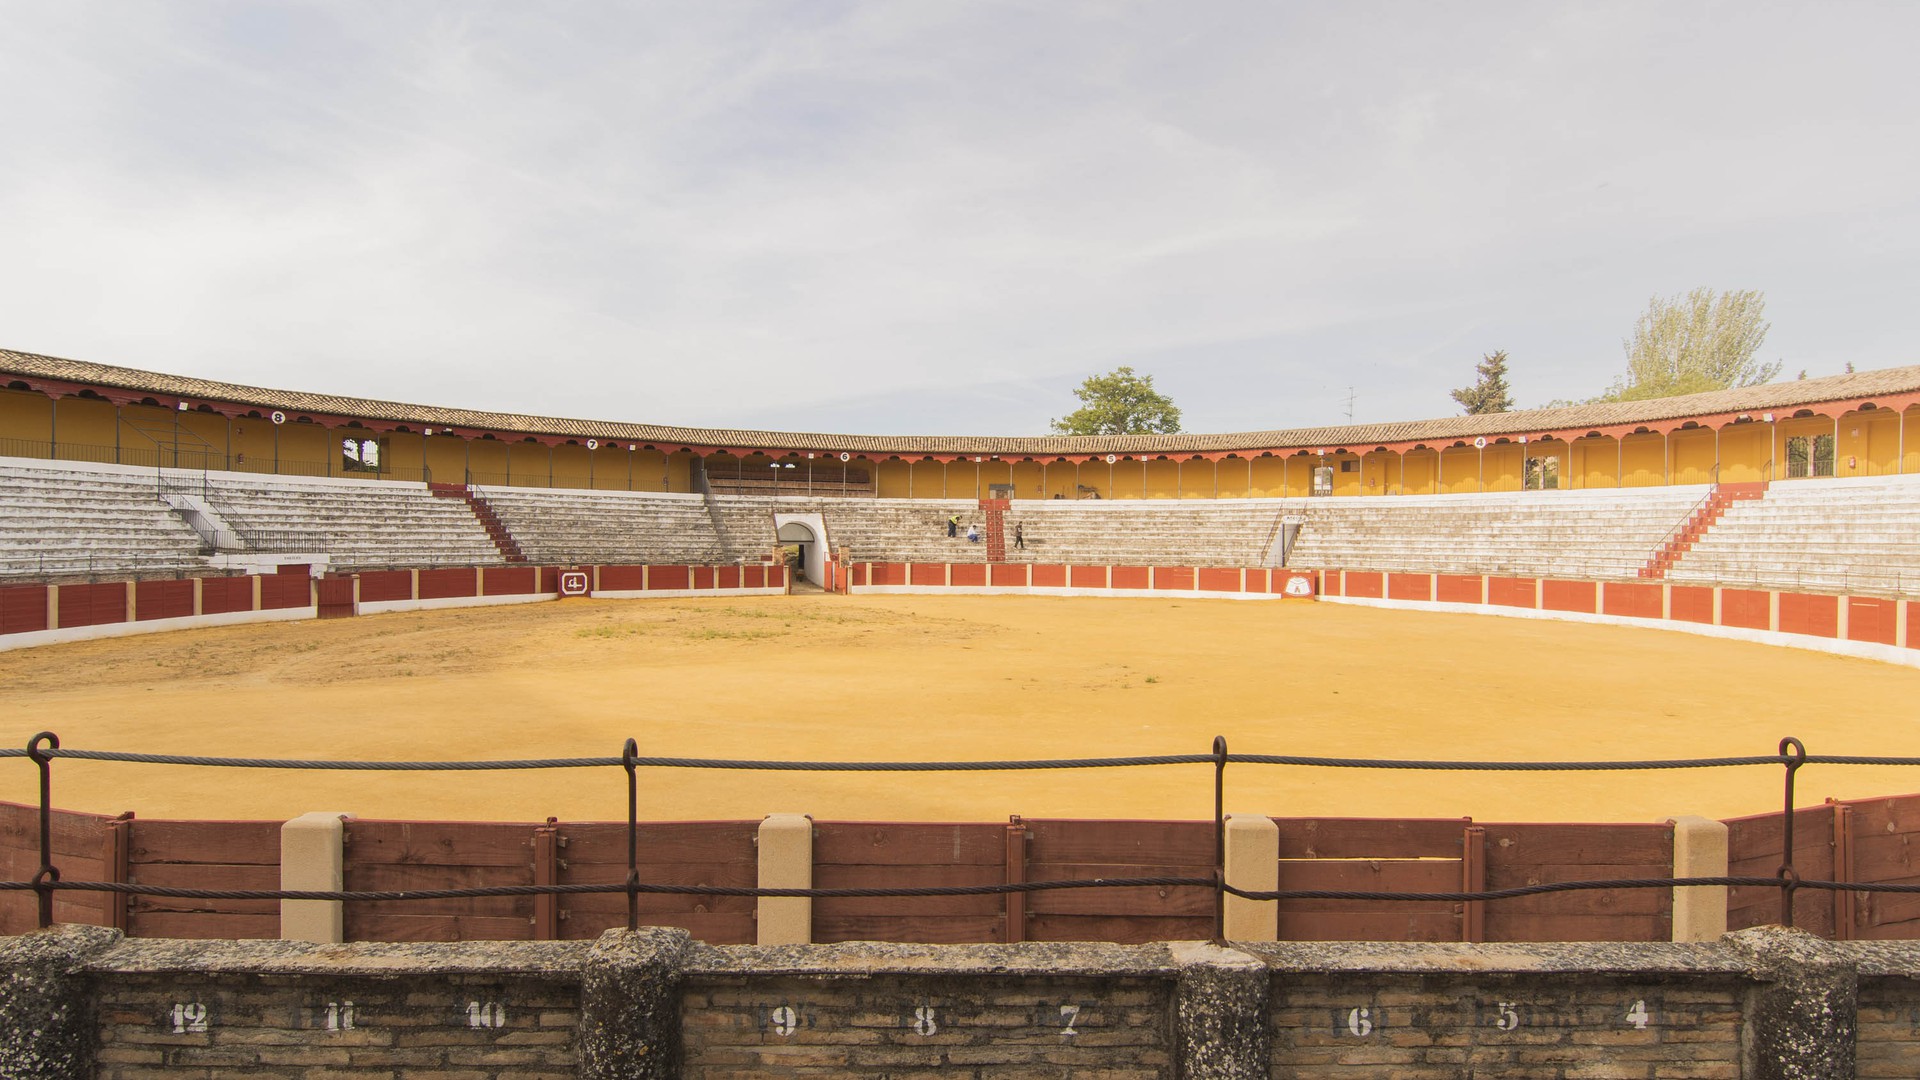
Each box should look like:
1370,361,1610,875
559,572,590,597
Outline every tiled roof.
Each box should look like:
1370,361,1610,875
4,346,1917,456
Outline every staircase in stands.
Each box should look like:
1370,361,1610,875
980,498,1008,563
1639,481,1768,579
430,482,528,563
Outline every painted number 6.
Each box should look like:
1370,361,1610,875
1346,1007,1373,1037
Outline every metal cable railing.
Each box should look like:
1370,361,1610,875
6,733,1913,940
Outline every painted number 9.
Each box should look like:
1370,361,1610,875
769,1006,798,1036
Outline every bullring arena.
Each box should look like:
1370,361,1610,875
7,346,1920,1077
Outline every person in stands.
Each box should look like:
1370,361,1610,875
966,523,980,543
1014,523,1025,550
947,514,959,538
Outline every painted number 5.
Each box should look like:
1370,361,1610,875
1493,1002,1520,1031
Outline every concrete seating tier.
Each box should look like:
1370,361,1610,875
1667,475,1920,595
475,487,727,565
201,474,504,571
0,460,212,581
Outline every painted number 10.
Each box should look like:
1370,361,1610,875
467,1001,507,1029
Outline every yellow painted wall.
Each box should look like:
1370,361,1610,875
1715,424,1769,482
270,421,331,476
0,388,53,450
548,444,590,488
504,442,549,487
1104,460,1142,499
876,458,911,498
421,434,467,484
1669,429,1716,486
980,460,1014,495
1568,438,1610,489
903,459,941,498
1009,460,1043,499
1905,409,1920,475
1398,451,1438,494
1619,434,1664,487
467,439,510,485
53,397,119,462
1247,456,1284,498
1776,415,1836,482
1838,409,1899,477
1215,458,1251,498
1140,459,1175,498
1041,461,1083,500
1480,444,1520,492
1437,448,1475,493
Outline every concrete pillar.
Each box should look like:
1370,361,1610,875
1222,814,1278,942
579,927,693,1080
0,925,118,1079
1172,942,1269,1080
757,813,813,945
1668,815,1729,942
280,811,350,943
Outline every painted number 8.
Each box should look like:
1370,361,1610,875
912,1005,939,1036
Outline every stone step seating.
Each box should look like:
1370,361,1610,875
0,460,212,581
201,473,504,570
1667,475,1920,595
1287,486,1711,581
990,500,1286,566
475,487,726,565
711,496,986,564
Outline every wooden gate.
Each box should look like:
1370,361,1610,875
316,575,356,619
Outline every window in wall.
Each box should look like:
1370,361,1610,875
1311,466,1334,496
342,436,383,473
1524,456,1560,490
1339,459,1358,473
1785,434,1834,478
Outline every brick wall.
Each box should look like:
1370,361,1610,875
96,972,579,1079
683,974,1170,1078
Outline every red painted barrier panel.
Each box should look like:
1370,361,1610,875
1343,571,1384,599
0,584,49,635
358,570,413,603
1778,592,1838,639
1153,567,1195,591
1387,573,1431,601
58,582,127,628
1111,566,1149,590
1031,564,1067,588
868,563,906,586
990,564,1027,587
1436,574,1481,604
135,579,194,622
718,566,740,589
1318,569,1343,597
484,566,536,596
910,564,945,586
416,568,477,601
767,566,786,588
1542,580,1598,614
1198,568,1240,593
259,573,311,610
1603,582,1662,619
1487,577,1536,609
200,576,254,615
1848,597,1898,646
599,565,644,590
950,563,986,587
692,567,716,590
1720,589,1770,631
1670,585,1713,624
1244,569,1270,594
647,566,690,590
1070,566,1107,589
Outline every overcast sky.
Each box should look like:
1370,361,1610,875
2,3,1915,436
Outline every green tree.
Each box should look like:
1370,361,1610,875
1050,366,1182,435
1600,288,1781,402
1450,350,1514,414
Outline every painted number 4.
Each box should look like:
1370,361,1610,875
1626,999,1650,1030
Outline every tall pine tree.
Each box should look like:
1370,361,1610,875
1450,350,1514,415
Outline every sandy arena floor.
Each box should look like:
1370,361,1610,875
3,594,1917,825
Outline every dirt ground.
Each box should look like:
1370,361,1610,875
3,594,1918,825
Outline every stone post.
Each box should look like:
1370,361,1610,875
1171,941,1269,1080
280,811,350,943
0,925,118,1080
1669,814,1729,942
1729,926,1856,1080
579,927,693,1080
1222,814,1279,942
757,813,813,945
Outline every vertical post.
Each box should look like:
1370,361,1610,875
623,738,640,932
1004,815,1027,944
1780,737,1806,928
1669,815,1729,942
1461,824,1487,943
1831,801,1856,941
756,813,812,945
533,818,560,941
1211,736,1228,943
104,812,133,933
27,732,59,929
280,811,349,942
